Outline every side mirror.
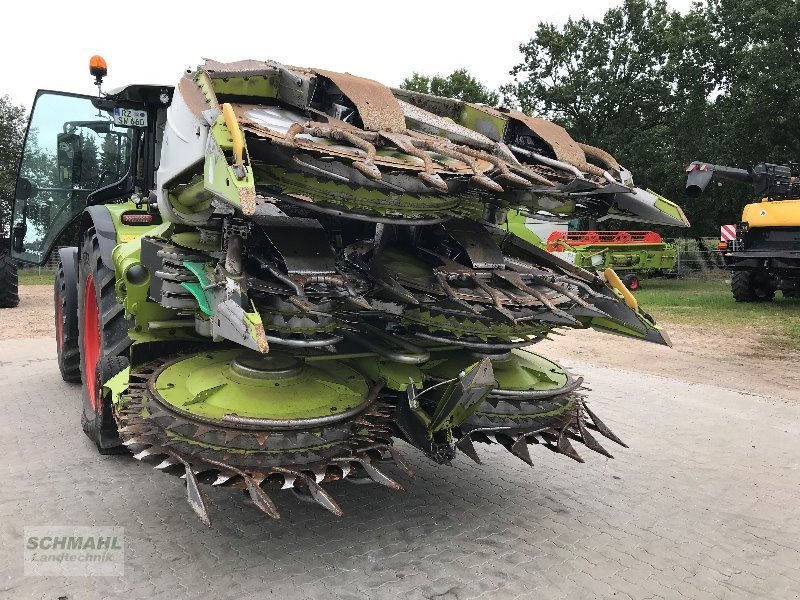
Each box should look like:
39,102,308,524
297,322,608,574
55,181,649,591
56,132,82,184
15,177,32,201
12,222,26,252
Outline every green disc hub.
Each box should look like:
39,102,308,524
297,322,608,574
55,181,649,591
422,349,570,395
422,349,579,433
231,354,304,379
150,349,370,427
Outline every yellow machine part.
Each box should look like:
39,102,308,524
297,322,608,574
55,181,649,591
742,199,800,228
603,268,638,310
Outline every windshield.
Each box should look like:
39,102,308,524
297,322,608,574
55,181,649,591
13,92,138,263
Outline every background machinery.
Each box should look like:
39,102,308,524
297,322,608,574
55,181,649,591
8,57,688,524
0,202,19,308
543,229,675,291
505,211,676,290
686,161,800,301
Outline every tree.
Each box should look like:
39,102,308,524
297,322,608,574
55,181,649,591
79,134,100,189
0,96,26,230
705,0,800,163
400,69,500,105
502,0,800,235
100,131,120,176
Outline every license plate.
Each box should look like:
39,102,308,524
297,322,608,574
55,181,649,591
113,107,147,127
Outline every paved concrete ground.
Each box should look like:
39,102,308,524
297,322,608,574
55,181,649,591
1,337,799,600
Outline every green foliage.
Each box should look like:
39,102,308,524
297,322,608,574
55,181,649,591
502,0,800,236
635,278,800,350
0,95,26,230
100,131,120,175
400,69,499,105
17,269,56,285
80,134,100,188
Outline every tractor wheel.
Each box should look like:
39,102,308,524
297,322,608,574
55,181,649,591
731,270,775,302
55,248,81,382
0,246,19,308
78,228,131,453
622,273,640,291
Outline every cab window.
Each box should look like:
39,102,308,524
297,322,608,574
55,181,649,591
12,92,138,264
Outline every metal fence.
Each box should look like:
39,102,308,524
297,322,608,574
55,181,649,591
667,237,727,279
17,249,63,272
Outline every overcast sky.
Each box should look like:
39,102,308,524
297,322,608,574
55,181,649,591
0,0,695,107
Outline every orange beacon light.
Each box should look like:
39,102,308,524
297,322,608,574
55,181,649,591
89,55,108,85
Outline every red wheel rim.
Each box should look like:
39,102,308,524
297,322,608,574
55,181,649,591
629,277,639,291
83,275,100,410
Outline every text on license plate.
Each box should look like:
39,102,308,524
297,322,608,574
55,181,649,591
113,107,147,127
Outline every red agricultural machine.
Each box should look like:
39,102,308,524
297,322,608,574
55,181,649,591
544,230,676,290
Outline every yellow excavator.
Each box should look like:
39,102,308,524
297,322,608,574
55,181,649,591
686,161,800,301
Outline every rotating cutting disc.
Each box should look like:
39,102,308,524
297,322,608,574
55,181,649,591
150,350,369,427
115,350,412,522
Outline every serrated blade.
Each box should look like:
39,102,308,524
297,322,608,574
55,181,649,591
178,456,211,527
509,436,533,466
583,403,627,447
455,435,481,464
243,475,280,520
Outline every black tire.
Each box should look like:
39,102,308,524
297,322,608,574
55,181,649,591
622,273,640,291
55,247,81,382
731,269,775,302
0,246,19,308
78,228,131,453
87,356,130,454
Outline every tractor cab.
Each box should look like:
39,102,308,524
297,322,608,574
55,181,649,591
10,64,172,264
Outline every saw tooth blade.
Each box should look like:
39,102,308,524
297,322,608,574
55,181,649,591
387,447,415,478
181,459,211,527
577,416,613,459
556,431,586,463
133,446,167,461
525,433,547,445
223,430,242,444
146,409,172,421
153,457,180,471
123,435,157,447
509,437,534,466
300,477,344,517
212,472,234,486
582,402,628,448
312,466,327,484
243,475,280,520
272,466,344,516
118,424,154,435
357,458,403,491
188,424,215,439
337,462,352,479
455,435,481,464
